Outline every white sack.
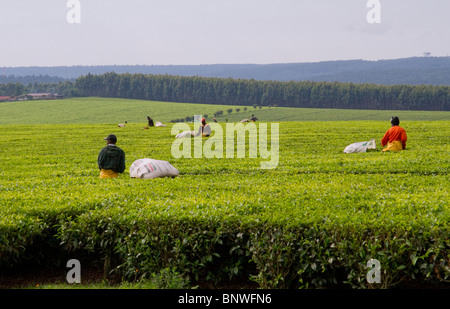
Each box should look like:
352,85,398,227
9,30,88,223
175,131,195,138
130,158,179,179
344,138,376,153
155,121,167,127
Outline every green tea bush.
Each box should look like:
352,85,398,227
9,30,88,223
0,214,48,267
0,120,449,288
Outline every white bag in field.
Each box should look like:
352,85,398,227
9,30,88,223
344,138,376,153
175,130,195,138
130,158,179,179
154,121,167,127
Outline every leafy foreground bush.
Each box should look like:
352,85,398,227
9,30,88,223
55,207,449,289
0,121,449,288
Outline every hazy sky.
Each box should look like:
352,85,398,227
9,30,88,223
1,0,449,67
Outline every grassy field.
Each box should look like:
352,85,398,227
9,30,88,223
0,97,449,289
1,97,449,125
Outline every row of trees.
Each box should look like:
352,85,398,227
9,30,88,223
171,107,260,123
1,72,449,110
0,75,70,85
74,72,450,111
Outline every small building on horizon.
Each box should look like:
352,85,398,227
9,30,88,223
27,93,64,100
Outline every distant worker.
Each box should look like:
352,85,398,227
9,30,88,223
381,116,407,152
194,118,211,137
98,134,126,178
213,117,217,123
250,114,258,122
147,116,154,127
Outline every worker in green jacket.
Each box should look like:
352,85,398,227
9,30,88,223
98,134,126,178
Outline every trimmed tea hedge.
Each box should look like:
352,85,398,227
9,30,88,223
55,206,449,288
1,121,449,288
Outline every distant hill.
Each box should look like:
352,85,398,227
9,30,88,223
2,57,450,86
0,74,70,85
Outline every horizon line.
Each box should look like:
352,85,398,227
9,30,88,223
3,56,449,69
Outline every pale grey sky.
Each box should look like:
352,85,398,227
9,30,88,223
1,0,449,67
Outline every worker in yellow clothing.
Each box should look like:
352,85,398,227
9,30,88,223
381,116,407,152
98,134,126,178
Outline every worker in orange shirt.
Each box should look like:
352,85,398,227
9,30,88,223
381,116,407,152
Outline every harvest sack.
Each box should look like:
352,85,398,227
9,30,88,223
155,121,167,127
175,131,195,138
343,138,376,153
130,158,179,179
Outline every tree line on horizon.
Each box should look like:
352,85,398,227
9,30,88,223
1,72,449,111
0,74,72,85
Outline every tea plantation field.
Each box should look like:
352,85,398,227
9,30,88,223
0,98,449,289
